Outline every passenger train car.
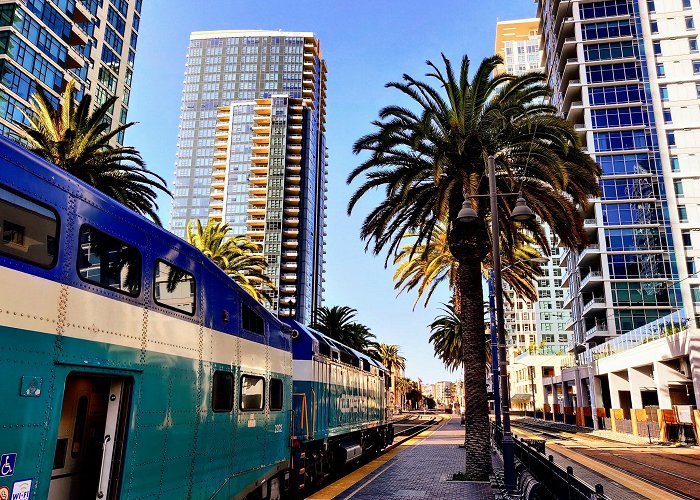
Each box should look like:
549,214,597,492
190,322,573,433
0,136,391,499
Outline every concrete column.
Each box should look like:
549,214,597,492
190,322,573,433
689,331,700,405
654,361,680,409
608,370,629,409
628,365,655,409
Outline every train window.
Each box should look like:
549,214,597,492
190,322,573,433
240,375,265,411
77,225,141,296
153,260,195,314
212,370,234,412
241,303,265,335
270,378,283,411
0,185,58,268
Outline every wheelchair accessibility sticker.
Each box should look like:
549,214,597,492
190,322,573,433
0,454,15,477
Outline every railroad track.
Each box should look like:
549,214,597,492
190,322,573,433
392,417,441,441
511,420,700,500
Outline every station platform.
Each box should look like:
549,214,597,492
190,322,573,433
309,415,494,499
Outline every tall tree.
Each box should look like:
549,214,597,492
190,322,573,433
186,219,274,304
429,302,492,372
375,343,407,410
348,54,599,479
310,305,377,354
18,80,169,225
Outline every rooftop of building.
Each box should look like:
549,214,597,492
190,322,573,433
190,29,316,39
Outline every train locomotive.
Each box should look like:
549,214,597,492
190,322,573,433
0,135,392,499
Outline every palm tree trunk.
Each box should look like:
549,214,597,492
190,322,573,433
457,256,491,481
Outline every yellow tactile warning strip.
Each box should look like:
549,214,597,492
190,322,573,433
512,425,682,500
307,419,445,499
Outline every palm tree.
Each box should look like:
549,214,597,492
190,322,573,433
395,377,413,411
375,343,406,410
347,54,599,479
186,219,274,304
17,80,169,225
429,302,492,372
310,305,377,353
393,221,544,309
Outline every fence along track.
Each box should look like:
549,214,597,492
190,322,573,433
511,421,699,500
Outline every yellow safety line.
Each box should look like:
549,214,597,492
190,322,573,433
512,425,682,500
308,419,444,499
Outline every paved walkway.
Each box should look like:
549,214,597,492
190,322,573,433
310,415,494,499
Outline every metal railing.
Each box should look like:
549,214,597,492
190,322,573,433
492,424,608,499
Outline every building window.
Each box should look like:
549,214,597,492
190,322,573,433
694,61,700,74
212,371,234,412
660,85,669,101
691,39,699,53
653,41,662,55
657,63,665,77
686,16,696,30
691,285,700,304
667,131,676,145
674,180,684,197
240,375,265,411
650,20,659,34
663,109,672,123
647,0,655,12
687,258,696,276
671,155,680,171
684,0,692,9
682,230,692,247
270,378,283,411
679,206,689,222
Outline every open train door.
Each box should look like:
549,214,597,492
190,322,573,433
49,374,132,500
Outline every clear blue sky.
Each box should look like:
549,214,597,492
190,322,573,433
127,0,536,383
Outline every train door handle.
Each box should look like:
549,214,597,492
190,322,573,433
96,434,112,499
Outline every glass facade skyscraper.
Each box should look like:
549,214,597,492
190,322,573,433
537,0,700,349
171,30,327,324
0,0,142,143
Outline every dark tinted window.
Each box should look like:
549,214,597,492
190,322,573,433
78,225,141,296
270,378,283,411
154,260,195,314
241,375,264,411
242,303,264,335
0,186,58,267
212,370,234,412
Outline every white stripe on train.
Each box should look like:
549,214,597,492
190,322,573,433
0,266,292,375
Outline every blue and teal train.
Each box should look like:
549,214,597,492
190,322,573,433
0,136,392,499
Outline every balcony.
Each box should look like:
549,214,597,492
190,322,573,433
247,216,265,226
286,196,301,206
562,290,575,309
578,244,600,265
582,296,606,314
282,251,298,259
285,185,301,195
282,239,299,248
281,273,297,282
280,285,297,294
584,322,608,342
286,175,301,185
286,163,302,174
288,134,303,143
282,261,298,270
284,217,300,226
251,154,269,164
580,270,603,291
284,206,300,215
252,134,269,144
283,228,299,238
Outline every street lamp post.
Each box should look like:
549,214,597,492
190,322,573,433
458,155,536,492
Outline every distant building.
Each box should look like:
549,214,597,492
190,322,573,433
0,0,142,143
170,30,328,324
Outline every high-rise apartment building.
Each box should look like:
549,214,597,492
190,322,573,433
537,0,700,410
171,30,327,324
496,19,571,356
0,0,142,143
